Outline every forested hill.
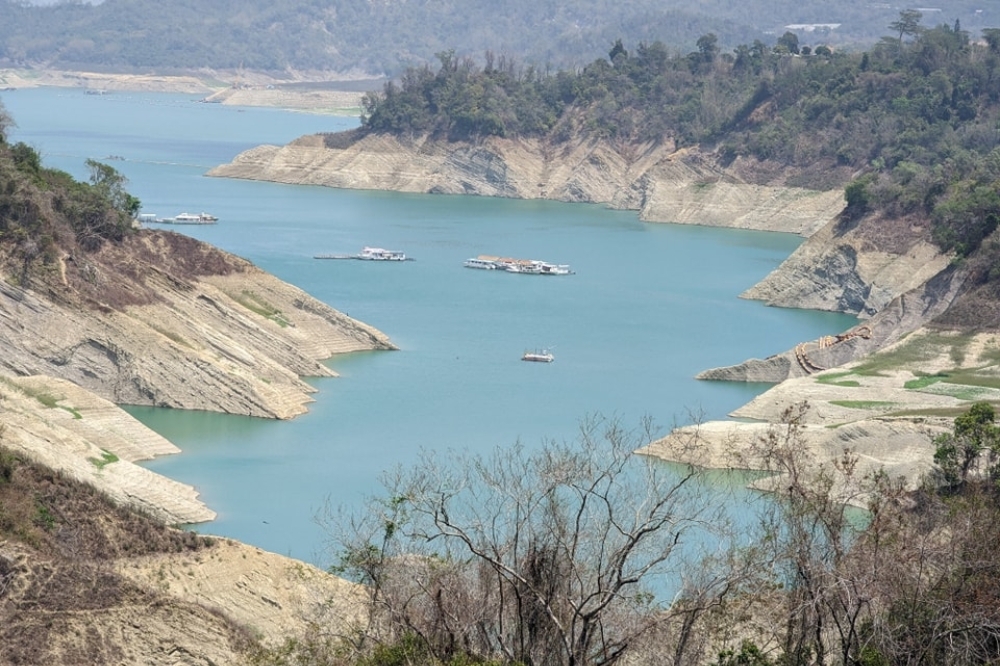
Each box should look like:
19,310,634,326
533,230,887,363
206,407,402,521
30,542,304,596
0,0,997,77
361,18,1000,266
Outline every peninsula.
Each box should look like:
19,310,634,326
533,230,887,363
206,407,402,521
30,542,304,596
7,18,1000,661
208,26,1000,488
0,107,392,662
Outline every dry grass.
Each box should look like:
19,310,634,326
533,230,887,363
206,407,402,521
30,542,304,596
0,447,258,665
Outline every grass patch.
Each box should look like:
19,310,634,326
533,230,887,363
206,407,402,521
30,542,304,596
978,338,1000,364
34,392,59,408
232,291,291,328
815,371,861,387
0,382,82,418
906,371,1000,401
852,331,978,376
919,384,1000,401
890,405,999,418
940,372,1000,390
59,405,82,419
904,373,949,389
88,450,119,470
35,501,56,530
23,389,82,418
829,400,896,410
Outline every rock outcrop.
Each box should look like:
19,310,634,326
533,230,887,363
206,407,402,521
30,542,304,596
637,415,951,501
0,231,395,420
209,133,846,235
208,128,989,492
210,130,968,382
0,228,382,663
0,228,395,540
0,374,213,524
699,213,966,384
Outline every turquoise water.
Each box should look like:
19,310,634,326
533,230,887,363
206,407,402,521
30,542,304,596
2,88,857,565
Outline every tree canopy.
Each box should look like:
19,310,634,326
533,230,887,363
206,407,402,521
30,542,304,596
359,18,1000,265
0,99,139,262
1,0,997,76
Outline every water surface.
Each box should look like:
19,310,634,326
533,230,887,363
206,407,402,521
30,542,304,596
3,88,856,564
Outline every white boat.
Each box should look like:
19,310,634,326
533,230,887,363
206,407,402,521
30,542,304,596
464,254,572,275
464,257,498,270
522,349,555,363
358,246,407,261
171,212,218,224
538,263,573,275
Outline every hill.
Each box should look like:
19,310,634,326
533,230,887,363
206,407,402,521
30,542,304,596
207,19,1000,470
0,98,389,663
0,125,394,418
217,20,1000,330
0,0,998,77
0,443,365,665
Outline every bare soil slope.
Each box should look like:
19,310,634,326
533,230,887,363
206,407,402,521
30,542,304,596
0,448,364,666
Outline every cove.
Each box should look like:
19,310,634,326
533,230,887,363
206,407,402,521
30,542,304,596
2,88,857,565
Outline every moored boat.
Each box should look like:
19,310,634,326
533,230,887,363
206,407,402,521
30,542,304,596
522,349,555,363
463,254,573,275
358,246,407,261
169,212,218,224
464,257,498,269
538,262,572,275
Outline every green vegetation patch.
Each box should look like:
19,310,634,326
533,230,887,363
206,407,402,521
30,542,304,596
904,373,945,389
34,500,56,531
853,331,979,376
88,450,119,470
232,291,291,328
829,400,896,410
891,405,998,418
17,386,83,419
905,370,1000,401
918,383,1000,402
939,372,1000,390
32,391,59,409
815,371,861,387
977,340,1000,365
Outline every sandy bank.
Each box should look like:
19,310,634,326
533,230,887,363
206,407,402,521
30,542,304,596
641,328,1000,492
0,68,373,113
0,374,213,524
115,538,366,646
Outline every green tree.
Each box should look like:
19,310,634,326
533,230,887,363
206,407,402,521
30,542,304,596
697,33,719,64
889,10,923,44
775,31,800,55
608,38,627,64
984,28,1000,54
933,401,1000,489
86,159,141,219
0,100,13,144
711,641,774,666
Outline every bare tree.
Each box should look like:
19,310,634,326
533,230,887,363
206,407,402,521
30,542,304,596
727,403,906,666
325,415,744,666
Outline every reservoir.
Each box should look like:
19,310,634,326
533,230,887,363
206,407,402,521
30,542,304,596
2,88,857,565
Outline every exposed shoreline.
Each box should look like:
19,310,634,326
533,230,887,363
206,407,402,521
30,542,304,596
1,68,989,660
5,68,983,523
0,68,372,114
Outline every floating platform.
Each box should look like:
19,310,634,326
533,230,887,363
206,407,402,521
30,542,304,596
315,247,411,261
